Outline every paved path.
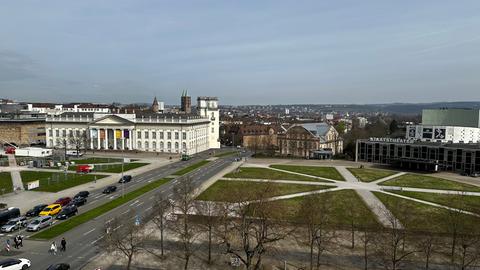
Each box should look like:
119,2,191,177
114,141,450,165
371,172,407,184
7,154,24,191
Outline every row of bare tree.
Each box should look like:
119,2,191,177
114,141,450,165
99,177,480,270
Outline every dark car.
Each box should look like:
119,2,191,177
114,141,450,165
26,204,48,217
103,186,117,194
74,191,90,199
47,263,71,270
0,207,20,226
56,205,78,220
54,197,72,206
69,196,86,207
118,175,132,183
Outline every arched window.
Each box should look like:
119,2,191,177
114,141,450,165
182,142,187,150
167,142,171,149
152,141,156,150
145,141,149,150
137,141,142,149
160,141,164,151
175,142,179,149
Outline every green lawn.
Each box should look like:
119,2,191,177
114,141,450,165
20,171,106,192
70,157,123,164
225,167,330,182
214,151,239,158
347,168,397,182
374,192,480,233
196,180,332,202
0,172,13,195
173,160,210,176
269,165,345,181
380,173,480,192
93,162,149,173
31,178,172,239
275,189,379,227
389,190,480,214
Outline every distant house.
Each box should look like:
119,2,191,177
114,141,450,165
240,124,279,152
278,123,343,159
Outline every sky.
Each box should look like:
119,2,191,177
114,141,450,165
1,1,480,105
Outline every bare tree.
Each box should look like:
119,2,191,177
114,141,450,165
455,232,480,270
221,182,293,270
171,176,201,270
196,200,220,264
297,193,335,270
359,225,375,270
415,232,438,270
68,130,88,157
442,195,470,263
98,215,148,270
375,198,415,270
149,193,172,258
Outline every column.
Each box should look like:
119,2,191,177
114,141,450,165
97,128,101,150
129,129,133,150
121,129,125,150
113,129,117,150
89,129,94,150
104,128,108,149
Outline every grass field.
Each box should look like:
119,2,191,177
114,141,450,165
173,160,210,176
389,190,480,214
196,180,332,202
31,177,172,239
0,172,13,194
93,162,149,173
20,171,106,192
274,189,379,227
379,173,480,192
225,167,330,182
347,168,397,182
214,151,239,158
70,157,123,164
374,192,480,233
269,165,345,181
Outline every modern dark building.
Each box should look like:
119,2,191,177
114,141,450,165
356,138,480,174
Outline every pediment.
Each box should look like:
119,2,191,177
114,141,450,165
90,115,134,125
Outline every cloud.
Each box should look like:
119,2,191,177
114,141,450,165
0,50,37,81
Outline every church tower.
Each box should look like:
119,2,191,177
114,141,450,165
180,90,192,114
152,96,159,113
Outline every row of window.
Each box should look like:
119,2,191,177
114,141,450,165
49,129,86,138
138,141,187,150
137,130,187,140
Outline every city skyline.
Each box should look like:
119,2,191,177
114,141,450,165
1,1,480,104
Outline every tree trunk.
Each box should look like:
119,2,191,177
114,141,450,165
184,255,190,270
451,233,457,263
208,225,212,264
126,254,133,270
309,238,314,270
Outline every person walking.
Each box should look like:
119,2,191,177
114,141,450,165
49,241,57,255
18,235,23,248
60,238,66,252
13,237,18,249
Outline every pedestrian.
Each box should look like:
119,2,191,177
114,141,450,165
13,236,18,249
17,235,23,248
60,238,66,252
49,241,57,255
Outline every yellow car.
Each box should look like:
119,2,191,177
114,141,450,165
39,204,62,216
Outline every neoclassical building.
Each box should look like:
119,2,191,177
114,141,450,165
45,97,219,155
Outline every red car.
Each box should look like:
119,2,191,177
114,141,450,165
54,197,72,206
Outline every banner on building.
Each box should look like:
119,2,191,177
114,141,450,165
100,129,105,139
124,130,130,138
91,129,98,139
115,130,122,139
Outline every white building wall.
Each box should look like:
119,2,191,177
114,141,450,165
406,125,480,143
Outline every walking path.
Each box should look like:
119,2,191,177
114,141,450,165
7,155,23,191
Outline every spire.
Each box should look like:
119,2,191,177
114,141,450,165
182,89,185,97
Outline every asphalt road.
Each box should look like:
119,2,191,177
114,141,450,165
0,150,246,269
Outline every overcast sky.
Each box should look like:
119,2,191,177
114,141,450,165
1,1,479,105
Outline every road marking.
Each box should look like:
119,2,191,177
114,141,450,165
106,218,114,224
91,235,104,245
149,196,154,200
83,228,96,236
113,225,122,231
90,199,98,204
145,206,152,211
121,210,130,215
129,200,140,206
136,202,144,207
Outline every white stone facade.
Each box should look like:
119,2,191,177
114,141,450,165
46,111,219,155
406,125,480,144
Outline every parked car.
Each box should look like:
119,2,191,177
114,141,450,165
103,186,117,194
1,216,28,233
74,191,89,199
47,263,70,270
471,172,480,178
69,196,86,207
26,204,48,217
26,216,53,231
54,197,72,206
56,205,78,220
39,204,62,216
76,164,93,173
118,175,132,183
0,207,21,226
0,258,31,269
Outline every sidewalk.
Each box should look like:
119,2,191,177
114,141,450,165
7,154,24,191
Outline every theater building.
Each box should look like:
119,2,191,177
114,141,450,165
45,97,220,155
